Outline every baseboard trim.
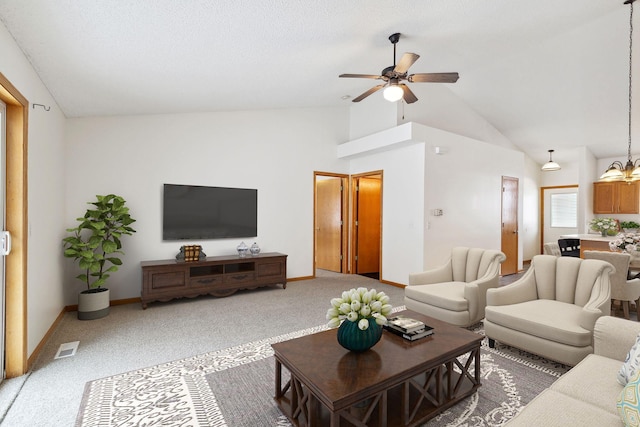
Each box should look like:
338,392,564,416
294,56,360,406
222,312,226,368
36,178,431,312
27,308,66,370
288,275,313,282
380,279,405,289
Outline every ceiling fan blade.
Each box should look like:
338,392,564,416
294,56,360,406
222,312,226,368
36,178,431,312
352,85,385,102
401,84,418,104
394,53,420,74
339,73,383,79
408,72,459,83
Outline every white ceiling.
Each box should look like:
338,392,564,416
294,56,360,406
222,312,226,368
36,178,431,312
0,0,636,165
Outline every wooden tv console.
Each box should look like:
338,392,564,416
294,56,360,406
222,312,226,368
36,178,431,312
140,252,287,309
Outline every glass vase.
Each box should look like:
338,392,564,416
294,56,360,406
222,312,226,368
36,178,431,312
336,318,382,352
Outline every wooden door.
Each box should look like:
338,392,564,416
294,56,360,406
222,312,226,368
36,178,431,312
355,176,381,275
315,177,343,272
501,176,518,275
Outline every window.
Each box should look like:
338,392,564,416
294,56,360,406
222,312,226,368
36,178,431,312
550,192,578,228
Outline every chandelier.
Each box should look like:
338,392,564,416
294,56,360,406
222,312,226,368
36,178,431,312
600,0,640,182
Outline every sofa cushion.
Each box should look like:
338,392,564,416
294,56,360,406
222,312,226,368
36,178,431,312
618,371,640,426
403,282,468,312
619,333,640,386
551,354,623,415
484,299,592,347
504,389,621,426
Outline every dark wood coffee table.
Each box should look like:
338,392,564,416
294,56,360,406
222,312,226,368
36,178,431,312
272,310,482,427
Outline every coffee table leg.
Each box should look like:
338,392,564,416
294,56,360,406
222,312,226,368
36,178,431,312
275,358,282,399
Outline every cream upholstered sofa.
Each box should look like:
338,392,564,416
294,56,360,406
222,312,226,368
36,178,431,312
506,315,640,426
485,254,613,366
404,247,506,327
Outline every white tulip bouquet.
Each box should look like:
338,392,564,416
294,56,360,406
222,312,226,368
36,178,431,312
326,287,393,331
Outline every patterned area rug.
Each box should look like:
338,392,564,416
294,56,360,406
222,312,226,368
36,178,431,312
76,320,569,427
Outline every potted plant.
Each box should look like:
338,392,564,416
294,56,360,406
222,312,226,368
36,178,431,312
620,221,640,233
63,194,136,320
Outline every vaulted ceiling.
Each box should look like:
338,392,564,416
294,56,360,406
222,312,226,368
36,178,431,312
0,0,635,165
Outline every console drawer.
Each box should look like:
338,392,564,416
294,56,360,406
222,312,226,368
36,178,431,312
189,276,223,287
224,272,256,284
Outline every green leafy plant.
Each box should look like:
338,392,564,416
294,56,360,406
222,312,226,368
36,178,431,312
63,194,136,290
621,221,640,229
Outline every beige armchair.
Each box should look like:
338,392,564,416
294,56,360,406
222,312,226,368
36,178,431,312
584,250,640,320
542,242,561,256
485,254,613,366
404,247,506,327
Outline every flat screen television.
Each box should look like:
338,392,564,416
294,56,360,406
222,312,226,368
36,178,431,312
163,184,257,240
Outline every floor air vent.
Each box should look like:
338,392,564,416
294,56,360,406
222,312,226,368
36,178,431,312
54,341,79,359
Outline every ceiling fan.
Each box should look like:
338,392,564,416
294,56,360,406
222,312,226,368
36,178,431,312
339,33,459,104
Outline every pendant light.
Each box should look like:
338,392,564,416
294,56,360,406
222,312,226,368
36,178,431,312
600,0,640,182
541,150,561,171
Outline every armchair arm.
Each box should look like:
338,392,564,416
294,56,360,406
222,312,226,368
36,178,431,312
408,259,453,286
486,267,538,306
465,263,502,320
579,266,613,332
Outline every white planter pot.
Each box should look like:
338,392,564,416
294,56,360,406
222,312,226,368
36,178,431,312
78,288,110,320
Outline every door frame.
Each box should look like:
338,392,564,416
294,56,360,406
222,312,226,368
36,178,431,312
0,72,28,378
349,171,383,278
313,172,349,275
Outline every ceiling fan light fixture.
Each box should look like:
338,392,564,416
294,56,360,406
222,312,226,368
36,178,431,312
541,149,561,171
383,83,404,102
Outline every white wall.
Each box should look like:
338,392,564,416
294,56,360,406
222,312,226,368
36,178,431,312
0,21,67,355
522,156,541,261
348,84,519,152
347,140,426,284
421,126,524,269
64,107,350,302
339,122,524,284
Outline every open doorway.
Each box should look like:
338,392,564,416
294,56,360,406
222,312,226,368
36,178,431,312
314,172,348,275
351,172,382,280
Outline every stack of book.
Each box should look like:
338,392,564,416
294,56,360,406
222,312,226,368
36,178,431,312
384,316,434,341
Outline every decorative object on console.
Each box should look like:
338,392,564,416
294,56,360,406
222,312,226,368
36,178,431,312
600,0,640,183
62,194,137,320
175,245,206,262
590,217,620,236
250,242,260,256
326,287,392,352
236,241,249,257
541,149,561,171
